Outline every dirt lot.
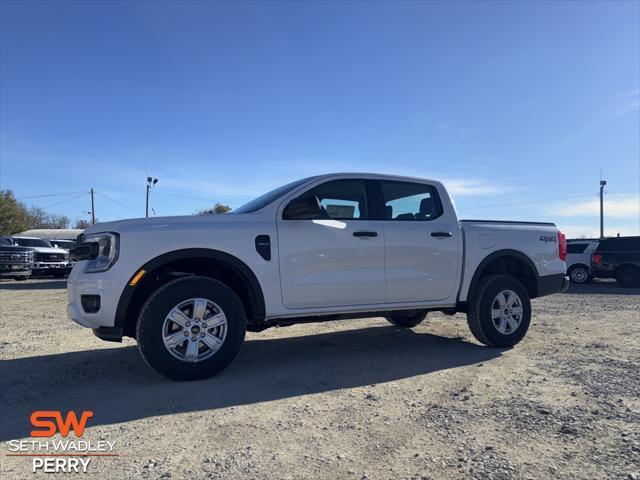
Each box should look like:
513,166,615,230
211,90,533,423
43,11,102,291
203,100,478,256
1,279,639,480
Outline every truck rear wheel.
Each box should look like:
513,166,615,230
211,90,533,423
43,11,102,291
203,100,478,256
136,276,246,381
466,274,531,348
616,265,640,288
385,311,427,328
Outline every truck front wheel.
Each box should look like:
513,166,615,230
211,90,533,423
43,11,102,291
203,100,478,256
466,274,531,348
136,276,246,380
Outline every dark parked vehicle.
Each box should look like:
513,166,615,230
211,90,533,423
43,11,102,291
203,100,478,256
0,237,34,280
591,236,640,288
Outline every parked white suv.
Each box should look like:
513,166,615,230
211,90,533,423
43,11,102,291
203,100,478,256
68,173,568,380
566,239,600,284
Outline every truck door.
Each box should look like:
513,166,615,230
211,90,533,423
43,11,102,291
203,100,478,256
277,179,386,308
377,180,460,302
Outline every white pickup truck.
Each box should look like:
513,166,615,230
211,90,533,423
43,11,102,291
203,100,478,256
68,173,568,380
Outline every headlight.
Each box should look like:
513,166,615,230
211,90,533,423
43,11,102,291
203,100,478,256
83,232,119,273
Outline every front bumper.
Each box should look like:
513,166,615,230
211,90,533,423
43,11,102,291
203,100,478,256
537,273,569,297
33,262,72,270
0,267,31,278
67,264,125,329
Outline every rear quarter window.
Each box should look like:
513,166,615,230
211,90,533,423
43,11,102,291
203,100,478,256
567,243,588,254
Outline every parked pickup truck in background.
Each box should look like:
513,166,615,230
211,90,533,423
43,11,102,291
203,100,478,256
591,236,640,288
0,236,33,280
68,173,569,380
12,237,72,278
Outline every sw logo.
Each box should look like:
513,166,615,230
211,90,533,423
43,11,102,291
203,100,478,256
30,410,94,437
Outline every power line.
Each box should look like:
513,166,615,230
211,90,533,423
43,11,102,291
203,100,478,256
94,191,144,215
41,192,89,209
17,190,89,200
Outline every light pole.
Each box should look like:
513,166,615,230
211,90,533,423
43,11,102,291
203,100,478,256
90,188,95,224
599,179,606,239
146,177,158,218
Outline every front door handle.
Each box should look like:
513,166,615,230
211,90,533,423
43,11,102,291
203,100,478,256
431,231,452,238
353,231,378,238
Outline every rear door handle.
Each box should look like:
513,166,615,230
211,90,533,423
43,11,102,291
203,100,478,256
353,231,378,238
431,231,452,238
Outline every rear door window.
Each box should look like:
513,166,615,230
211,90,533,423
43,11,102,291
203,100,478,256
379,181,441,221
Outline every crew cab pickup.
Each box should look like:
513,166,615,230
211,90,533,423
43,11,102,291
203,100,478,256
12,237,72,277
0,237,33,280
68,173,568,380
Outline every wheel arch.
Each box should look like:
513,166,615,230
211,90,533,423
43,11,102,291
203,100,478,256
115,248,266,338
614,262,640,273
467,249,539,301
568,263,590,271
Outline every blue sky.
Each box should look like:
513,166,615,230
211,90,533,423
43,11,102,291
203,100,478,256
1,0,638,237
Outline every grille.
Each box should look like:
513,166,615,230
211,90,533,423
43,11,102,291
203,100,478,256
36,253,66,262
0,251,33,264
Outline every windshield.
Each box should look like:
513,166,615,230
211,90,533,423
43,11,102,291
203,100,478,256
232,177,316,214
14,238,52,248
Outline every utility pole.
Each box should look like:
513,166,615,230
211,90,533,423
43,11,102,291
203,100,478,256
90,188,95,224
146,177,158,218
599,179,606,239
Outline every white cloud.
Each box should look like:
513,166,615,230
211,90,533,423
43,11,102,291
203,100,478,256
552,194,640,219
441,177,514,197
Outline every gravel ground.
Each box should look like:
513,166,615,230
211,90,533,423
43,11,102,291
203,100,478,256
1,278,639,480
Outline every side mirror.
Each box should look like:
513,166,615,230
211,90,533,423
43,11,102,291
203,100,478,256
283,195,321,220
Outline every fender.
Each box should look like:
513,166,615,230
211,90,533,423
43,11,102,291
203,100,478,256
114,248,266,328
466,249,539,301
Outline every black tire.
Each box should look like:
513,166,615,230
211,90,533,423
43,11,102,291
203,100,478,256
52,271,67,278
136,276,246,381
568,264,590,284
466,274,532,348
616,265,640,288
13,276,28,281
385,311,427,328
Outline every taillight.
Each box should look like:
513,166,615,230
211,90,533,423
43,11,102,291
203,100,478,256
592,254,603,265
558,231,567,261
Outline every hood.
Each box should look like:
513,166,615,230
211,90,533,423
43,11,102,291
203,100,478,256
0,245,33,252
82,213,253,236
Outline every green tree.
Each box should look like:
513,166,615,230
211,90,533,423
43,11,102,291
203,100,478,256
197,203,232,215
0,190,72,234
0,190,29,235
